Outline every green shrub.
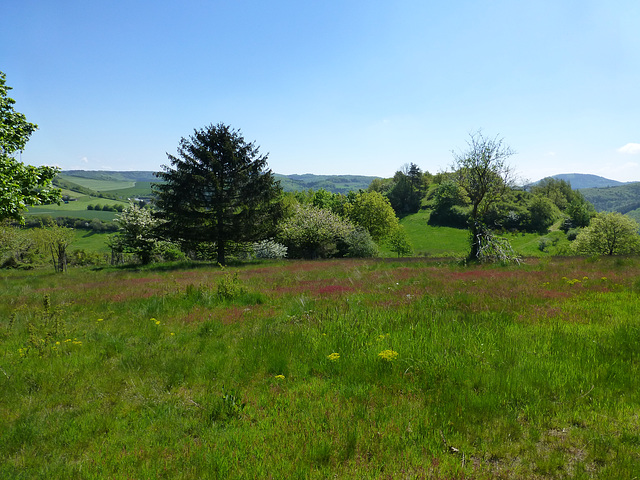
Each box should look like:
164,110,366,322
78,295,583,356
217,271,244,300
345,228,378,258
566,227,581,241
156,241,186,262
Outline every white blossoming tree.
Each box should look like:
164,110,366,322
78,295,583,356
111,203,163,264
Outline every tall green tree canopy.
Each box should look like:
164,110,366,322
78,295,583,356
345,190,399,242
1,71,60,222
154,123,283,265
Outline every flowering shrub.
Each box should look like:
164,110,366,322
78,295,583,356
112,203,163,264
277,204,356,259
252,239,288,259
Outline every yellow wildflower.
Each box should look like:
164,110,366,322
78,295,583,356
274,374,285,380
327,352,340,362
378,349,399,362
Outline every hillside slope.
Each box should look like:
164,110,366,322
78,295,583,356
59,170,378,195
580,182,640,214
548,173,626,189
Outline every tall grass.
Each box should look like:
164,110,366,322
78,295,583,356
2,257,640,478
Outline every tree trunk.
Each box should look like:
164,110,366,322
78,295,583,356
217,241,226,266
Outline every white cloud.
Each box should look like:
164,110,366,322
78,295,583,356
617,143,640,154
80,156,89,163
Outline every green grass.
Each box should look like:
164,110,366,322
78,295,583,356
391,210,469,257
25,195,126,221
72,230,111,253
59,175,135,191
113,181,155,199
2,257,640,478
388,210,571,259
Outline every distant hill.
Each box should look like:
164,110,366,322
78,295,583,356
62,170,158,183
273,174,379,193
545,173,627,189
580,182,640,214
59,170,378,195
55,171,158,200
538,174,640,219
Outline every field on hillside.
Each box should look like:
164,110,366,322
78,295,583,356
2,257,640,478
25,195,126,221
60,176,136,191
383,210,570,259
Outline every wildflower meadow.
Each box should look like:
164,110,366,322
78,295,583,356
2,256,640,478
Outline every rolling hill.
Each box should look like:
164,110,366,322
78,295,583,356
56,171,379,196
547,173,627,189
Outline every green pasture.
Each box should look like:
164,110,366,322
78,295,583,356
384,210,571,259
72,230,111,253
2,257,640,478
113,181,155,199
25,195,127,221
59,174,135,191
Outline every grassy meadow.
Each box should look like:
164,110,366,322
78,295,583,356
2,256,640,478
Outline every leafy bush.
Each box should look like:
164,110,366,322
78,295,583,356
156,241,187,262
217,271,244,300
386,226,413,257
572,212,640,256
345,191,399,242
566,227,581,241
345,227,378,258
68,249,107,266
538,237,551,252
277,204,356,259
526,195,559,233
112,203,163,264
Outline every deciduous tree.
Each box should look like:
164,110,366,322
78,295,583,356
572,212,640,256
452,131,515,260
0,71,60,222
345,190,399,242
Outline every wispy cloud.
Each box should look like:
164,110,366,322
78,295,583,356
617,143,640,154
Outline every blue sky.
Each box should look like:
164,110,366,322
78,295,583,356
3,0,639,182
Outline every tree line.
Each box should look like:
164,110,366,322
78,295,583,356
2,69,640,270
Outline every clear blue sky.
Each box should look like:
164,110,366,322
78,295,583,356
3,0,639,182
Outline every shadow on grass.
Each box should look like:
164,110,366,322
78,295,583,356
92,258,273,273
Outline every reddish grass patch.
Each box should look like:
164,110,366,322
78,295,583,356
179,307,214,324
